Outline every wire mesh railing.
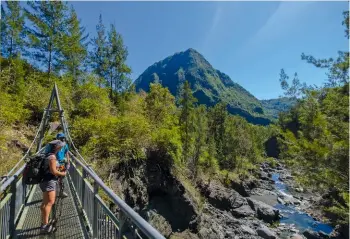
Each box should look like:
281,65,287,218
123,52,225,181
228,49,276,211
0,165,33,239
68,153,164,239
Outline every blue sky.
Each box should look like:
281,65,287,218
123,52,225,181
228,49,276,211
71,1,348,100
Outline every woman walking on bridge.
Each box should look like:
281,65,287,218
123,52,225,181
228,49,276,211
39,140,67,233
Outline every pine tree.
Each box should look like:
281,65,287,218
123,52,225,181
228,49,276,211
90,14,108,88
0,2,26,93
1,6,7,59
208,102,227,167
106,24,131,99
192,105,208,177
61,7,88,84
300,11,349,88
1,1,25,58
25,1,69,77
342,11,349,39
179,81,197,164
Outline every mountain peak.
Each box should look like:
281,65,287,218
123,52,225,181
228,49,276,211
184,48,198,54
180,48,213,69
134,49,271,125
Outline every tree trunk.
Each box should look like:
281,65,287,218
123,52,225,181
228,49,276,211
48,41,52,78
110,74,113,99
9,31,13,58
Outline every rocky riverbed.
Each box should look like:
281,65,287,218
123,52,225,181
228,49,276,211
110,157,348,239
252,160,348,239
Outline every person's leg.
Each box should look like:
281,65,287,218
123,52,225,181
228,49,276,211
41,192,49,225
43,190,56,224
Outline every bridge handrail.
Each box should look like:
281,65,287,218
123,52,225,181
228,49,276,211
69,152,165,239
0,163,32,239
0,164,26,193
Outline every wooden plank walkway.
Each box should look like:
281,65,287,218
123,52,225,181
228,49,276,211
15,177,87,239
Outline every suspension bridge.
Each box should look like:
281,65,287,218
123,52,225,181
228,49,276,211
0,84,165,239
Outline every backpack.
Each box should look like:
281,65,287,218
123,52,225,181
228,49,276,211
23,153,50,185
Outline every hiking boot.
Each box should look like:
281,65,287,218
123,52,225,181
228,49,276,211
40,224,53,234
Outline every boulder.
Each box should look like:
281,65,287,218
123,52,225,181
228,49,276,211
230,180,252,197
199,182,247,210
290,234,303,239
231,205,255,218
247,198,280,223
147,210,172,237
240,225,257,235
277,197,285,205
11,139,29,153
318,231,330,239
303,230,323,239
257,225,277,239
197,204,234,239
260,172,270,181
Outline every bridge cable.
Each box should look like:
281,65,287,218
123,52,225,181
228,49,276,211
1,110,46,182
61,116,97,174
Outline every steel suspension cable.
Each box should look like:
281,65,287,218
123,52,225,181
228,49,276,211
1,110,47,183
61,116,96,174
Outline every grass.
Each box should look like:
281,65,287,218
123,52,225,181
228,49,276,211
173,166,205,211
270,221,280,228
0,125,35,176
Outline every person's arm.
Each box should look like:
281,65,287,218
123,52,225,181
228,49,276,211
49,155,66,177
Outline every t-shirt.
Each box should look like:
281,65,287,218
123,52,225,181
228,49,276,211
42,154,58,181
56,144,69,164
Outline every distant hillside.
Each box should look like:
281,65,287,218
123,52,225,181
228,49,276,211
134,48,272,125
261,97,297,119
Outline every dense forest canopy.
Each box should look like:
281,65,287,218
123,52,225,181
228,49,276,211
275,10,349,224
0,0,348,233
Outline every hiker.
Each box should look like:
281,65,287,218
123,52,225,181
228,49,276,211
55,132,70,197
44,132,70,197
40,140,67,233
55,133,70,167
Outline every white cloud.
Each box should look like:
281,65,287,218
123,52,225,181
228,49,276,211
202,4,223,51
248,2,314,47
210,6,223,34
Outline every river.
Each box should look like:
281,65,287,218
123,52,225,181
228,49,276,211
271,173,334,235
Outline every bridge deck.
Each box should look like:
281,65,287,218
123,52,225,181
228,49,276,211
15,177,87,239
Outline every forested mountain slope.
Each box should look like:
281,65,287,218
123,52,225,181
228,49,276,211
135,48,272,125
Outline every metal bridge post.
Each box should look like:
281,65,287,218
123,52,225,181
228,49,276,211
118,211,127,239
82,169,87,209
9,176,17,236
93,181,99,239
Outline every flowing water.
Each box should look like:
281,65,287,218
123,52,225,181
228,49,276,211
271,173,333,235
